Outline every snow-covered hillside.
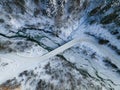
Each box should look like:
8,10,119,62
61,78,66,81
0,0,120,90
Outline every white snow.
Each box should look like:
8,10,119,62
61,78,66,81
0,1,120,89
0,36,120,85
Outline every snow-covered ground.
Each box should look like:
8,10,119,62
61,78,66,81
0,0,120,90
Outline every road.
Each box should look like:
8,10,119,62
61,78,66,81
0,37,120,84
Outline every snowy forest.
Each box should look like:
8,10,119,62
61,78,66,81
0,0,120,90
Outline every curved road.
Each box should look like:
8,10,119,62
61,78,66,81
0,37,120,84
